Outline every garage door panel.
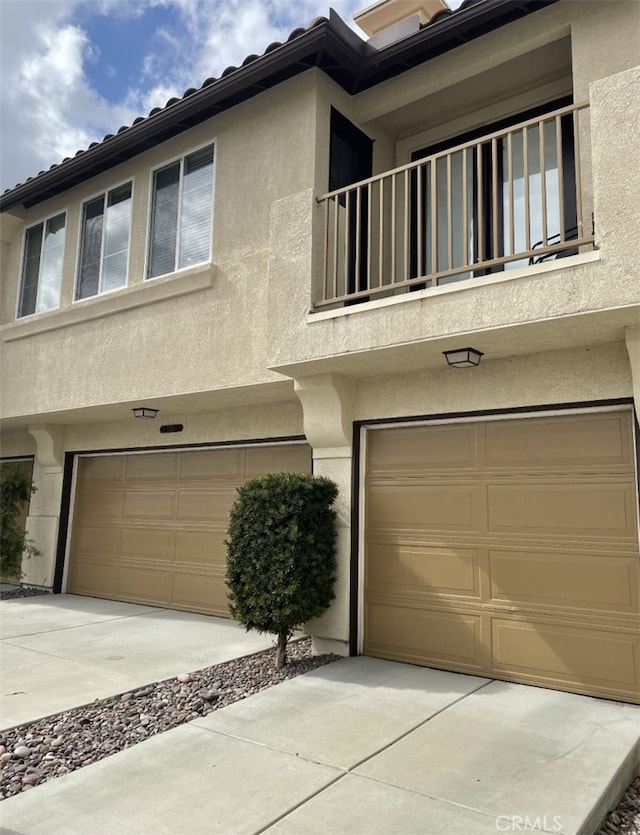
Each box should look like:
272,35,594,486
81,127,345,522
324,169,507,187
179,449,241,479
245,445,311,476
174,530,225,566
366,603,482,667
76,489,123,520
122,490,176,519
80,456,126,482
367,542,480,598
489,550,638,611
492,618,639,690
117,565,173,603
119,528,173,561
367,485,479,531
486,414,631,469
125,453,178,481
67,561,118,597
177,489,236,520
173,571,229,615
72,525,119,557
366,424,479,473
487,483,635,537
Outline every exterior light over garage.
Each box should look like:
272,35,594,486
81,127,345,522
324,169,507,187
132,407,159,419
442,348,483,368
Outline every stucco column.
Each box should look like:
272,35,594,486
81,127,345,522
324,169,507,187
24,425,65,587
294,373,354,656
590,66,640,265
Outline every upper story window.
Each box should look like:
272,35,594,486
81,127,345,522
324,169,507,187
76,182,132,300
17,212,66,317
147,143,215,279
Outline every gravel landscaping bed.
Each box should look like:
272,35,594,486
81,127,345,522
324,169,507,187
0,637,337,801
597,777,640,835
0,586,51,600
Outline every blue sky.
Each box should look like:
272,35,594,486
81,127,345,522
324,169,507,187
0,0,462,194
75,4,179,102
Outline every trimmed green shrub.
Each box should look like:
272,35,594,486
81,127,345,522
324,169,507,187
0,463,40,578
226,472,338,668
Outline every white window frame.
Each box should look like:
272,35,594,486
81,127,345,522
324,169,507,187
145,140,216,281
74,179,134,302
16,209,67,319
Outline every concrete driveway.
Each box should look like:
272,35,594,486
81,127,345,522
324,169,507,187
1,595,639,835
0,594,274,729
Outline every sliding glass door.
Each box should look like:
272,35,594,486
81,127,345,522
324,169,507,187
411,98,577,285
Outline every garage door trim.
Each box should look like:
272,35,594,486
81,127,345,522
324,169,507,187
352,403,639,693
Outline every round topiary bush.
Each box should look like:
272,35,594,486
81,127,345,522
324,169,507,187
225,472,338,668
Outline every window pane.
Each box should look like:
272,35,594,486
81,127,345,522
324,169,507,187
109,182,132,207
102,251,128,291
102,183,131,291
185,144,214,177
543,120,560,242
503,131,525,260
149,164,179,278
77,197,104,299
502,121,560,270
178,146,214,269
179,183,213,268
37,213,65,312
19,223,43,317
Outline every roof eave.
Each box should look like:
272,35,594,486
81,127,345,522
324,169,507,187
0,0,559,213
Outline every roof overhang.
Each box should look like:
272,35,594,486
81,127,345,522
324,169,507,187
0,0,559,212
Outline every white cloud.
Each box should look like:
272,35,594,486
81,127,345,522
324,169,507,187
0,0,138,191
0,0,461,194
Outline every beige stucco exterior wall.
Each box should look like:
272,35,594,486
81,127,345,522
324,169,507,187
354,342,632,418
0,71,321,422
1,0,638,623
0,430,35,458
62,398,304,451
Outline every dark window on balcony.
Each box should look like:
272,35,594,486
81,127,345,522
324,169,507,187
329,108,373,296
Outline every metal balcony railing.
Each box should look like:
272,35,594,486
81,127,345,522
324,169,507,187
316,102,593,309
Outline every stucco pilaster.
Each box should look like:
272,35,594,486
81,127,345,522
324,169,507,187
24,424,66,587
294,373,353,454
294,373,354,655
590,66,640,267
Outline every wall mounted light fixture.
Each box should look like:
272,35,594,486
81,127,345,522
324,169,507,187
442,347,483,368
132,407,159,419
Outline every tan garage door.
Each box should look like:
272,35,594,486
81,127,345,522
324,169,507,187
67,444,311,616
364,410,640,703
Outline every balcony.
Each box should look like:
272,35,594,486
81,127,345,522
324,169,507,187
316,103,594,311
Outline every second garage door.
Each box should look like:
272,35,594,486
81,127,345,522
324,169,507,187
67,443,311,616
364,410,640,703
